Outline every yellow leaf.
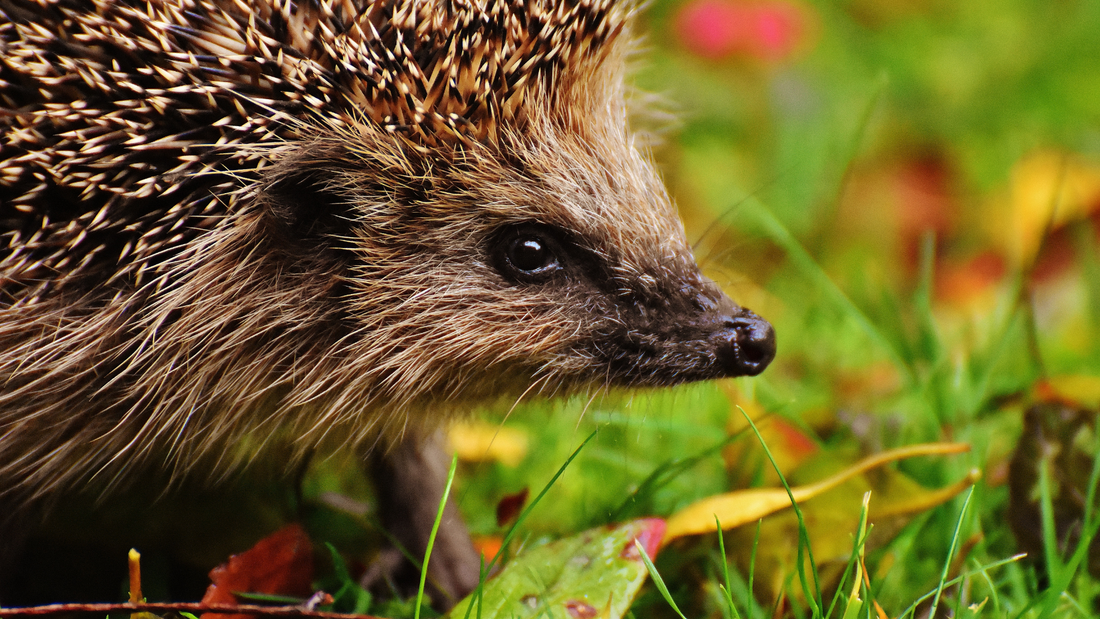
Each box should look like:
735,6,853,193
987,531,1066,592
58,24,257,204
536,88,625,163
664,442,970,541
448,420,529,467
996,150,1100,265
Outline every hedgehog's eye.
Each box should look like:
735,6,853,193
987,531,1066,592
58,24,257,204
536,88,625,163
493,225,564,282
509,236,556,273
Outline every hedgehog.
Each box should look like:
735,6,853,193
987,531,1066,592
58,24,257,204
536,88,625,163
0,0,776,604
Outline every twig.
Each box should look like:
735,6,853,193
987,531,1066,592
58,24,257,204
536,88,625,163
0,602,383,619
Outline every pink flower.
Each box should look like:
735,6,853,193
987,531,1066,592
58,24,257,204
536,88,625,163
676,0,812,62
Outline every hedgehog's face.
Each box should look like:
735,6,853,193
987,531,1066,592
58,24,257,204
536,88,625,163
462,135,776,391
318,123,774,403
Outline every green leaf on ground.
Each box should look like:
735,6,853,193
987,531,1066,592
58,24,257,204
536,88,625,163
447,518,666,619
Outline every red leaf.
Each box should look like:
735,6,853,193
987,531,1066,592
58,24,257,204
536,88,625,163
619,518,667,561
201,524,314,619
495,488,530,528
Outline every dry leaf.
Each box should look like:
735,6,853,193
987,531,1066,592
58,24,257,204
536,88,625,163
664,442,971,541
714,446,978,604
201,524,314,619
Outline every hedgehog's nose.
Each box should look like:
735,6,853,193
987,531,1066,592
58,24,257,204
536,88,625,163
714,310,776,376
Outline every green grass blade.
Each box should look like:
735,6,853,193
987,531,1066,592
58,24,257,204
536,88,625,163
926,486,974,619
715,515,742,619
750,520,760,619
739,407,823,617
416,452,459,619
826,495,871,619
635,539,688,619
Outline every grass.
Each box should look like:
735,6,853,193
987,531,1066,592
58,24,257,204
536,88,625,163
415,454,458,619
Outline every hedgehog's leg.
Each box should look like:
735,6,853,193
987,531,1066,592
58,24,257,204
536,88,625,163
366,431,480,608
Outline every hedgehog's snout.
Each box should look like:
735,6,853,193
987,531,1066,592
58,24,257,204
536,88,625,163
711,309,776,377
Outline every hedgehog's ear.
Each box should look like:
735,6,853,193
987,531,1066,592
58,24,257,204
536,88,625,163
258,163,354,253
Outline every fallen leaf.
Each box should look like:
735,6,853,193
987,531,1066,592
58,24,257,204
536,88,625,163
935,250,1006,309
201,524,314,619
870,468,982,518
719,452,979,605
447,519,665,619
496,488,530,528
664,442,971,540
